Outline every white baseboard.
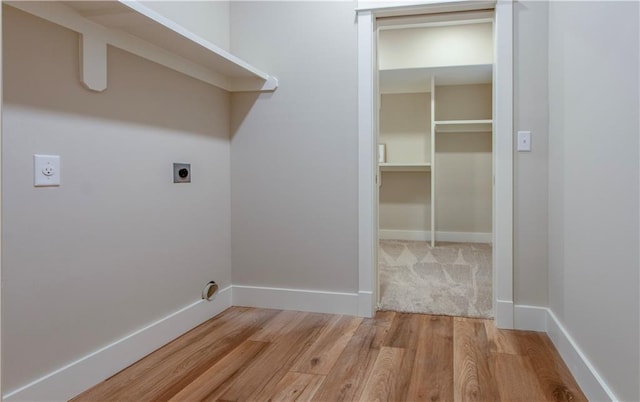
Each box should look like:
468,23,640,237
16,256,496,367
514,304,548,331
514,304,618,402
358,290,375,318
379,229,492,243
232,285,360,316
494,299,514,329
4,286,232,402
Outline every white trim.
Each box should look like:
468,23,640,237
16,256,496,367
546,309,618,402
3,287,232,402
494,299,514,328
492,0,514,329
513,304,548,331
0,4,3,399
513,305,619,402
357,10,377,319
356,1,496,16
358,291,375,317
232,285,360,316
379,229,492,243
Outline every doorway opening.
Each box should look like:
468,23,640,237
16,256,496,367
376,13,494,318
357,1,513,327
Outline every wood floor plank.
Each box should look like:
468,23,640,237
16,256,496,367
249,309,309,342
214,312,332,401
166,340,269,401
484,319,521,355
72,307,279,401
384,312,423,349
453,317,500,402
311,313,394,402
368,310,396,350
493,353,549,401
268,372,326,402
291,315,362,375
406,315,454,402
358,346,405,402
71,307,587,402
372,310,396,330
394,346,416,401
516,331,588,402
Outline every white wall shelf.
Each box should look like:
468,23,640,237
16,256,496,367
434,119,493,133
6,1,278,93
380,163,431,172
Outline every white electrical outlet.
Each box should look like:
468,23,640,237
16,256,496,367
34,154,60,187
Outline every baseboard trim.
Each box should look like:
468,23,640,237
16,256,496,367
379,229,492,243
358,290,375,318
514,304,548,331
4,286,232,402
514,304,618,402
232,285,360,316
494,299,514,329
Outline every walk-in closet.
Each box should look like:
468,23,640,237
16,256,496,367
377,13,494,318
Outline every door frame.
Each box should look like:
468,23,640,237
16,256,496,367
356,0,514,328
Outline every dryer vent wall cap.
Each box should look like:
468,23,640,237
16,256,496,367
202,281,219,301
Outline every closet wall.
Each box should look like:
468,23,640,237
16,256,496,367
378,20,493,243
379,93,431,234
434,84,492,235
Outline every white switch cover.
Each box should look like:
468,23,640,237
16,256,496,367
517,131,532,152
34,154,60,186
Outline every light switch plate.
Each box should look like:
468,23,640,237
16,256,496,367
34,154,60,187
517,131,532,152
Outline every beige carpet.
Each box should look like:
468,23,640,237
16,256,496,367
378,240,493,318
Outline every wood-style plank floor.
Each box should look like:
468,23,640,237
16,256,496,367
72,307,586,401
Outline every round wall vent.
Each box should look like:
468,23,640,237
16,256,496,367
202,281,219,301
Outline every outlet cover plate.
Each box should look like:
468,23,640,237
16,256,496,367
173,163,191,183
34,154,60,187
517,131,532,152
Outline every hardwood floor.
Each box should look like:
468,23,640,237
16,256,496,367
72,307,586,402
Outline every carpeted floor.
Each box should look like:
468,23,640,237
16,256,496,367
378,240,493,318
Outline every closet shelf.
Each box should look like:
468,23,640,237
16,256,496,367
379,64,492,94
434,120,493,133
380,163,432,172
7,1,278,93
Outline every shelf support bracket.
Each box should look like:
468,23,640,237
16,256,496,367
79,33,107,92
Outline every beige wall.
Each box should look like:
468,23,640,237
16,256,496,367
513,1,549,306
434,131,492,233
229,1,359,291
379,172,431,231
378,23,493,70
144,1,230,50
435,84,492,120
547,2,639,400
379,93,430,164
2,6,231,392
378,93,431,233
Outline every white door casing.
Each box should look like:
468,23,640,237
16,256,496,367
357,0,514,328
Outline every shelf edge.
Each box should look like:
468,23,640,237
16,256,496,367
6,1,278,93
379,163,432,172
434,119,493,124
